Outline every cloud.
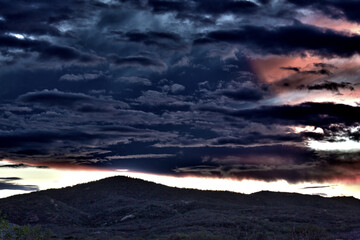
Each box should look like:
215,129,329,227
0,35,47,50
0,0,88,33
1,0,360,187
298,81,355,92
0,177,21,180
18,89,128,111
113,30,187,50
301,185,334,189
0,35,104,67
280,67,301,73
0,130,98,149
147,0,191,13
0,177,38,191
200,79,268,102
287,0,360,23
117,76,152,86
135,90,192,111
38,45,104,64
170,83,185,93
174,148,360,183
196,0,259,14
0,163,48,169
211,132,305,146
147,0,260,15
173,56,190,67
221,87,264,101
107,154,176,160
280,64,333,76
108,54,167,72
59,73,104,82
196,23,360,57
19,89,92,104
200,102,360,128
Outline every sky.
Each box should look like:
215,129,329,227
1,0,360,199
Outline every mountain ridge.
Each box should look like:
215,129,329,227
1,176,360,239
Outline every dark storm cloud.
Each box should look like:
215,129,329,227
1,0,360,187
313,63,337,69
0,35,46,49
112,30,187,50
318,124,360,142
221,87,264,101
0,0,73,36
38,45,104,64
301,185,333,189
0,129,113,163
0,176,38,191
18,89,128,112
0,177,20,181
195,0,259,14
0,35,103,66
280,67,301,73
108,143,316,176
174,147,360,183
301,69,332,76
108,54,167,71
171,144,319,182
0,20,62,37
209,127,325,146
175,161,358,183
0,181,38,191
134,90,193,112
200,102,360,128
211,132,312,146
0,101,179,163
0,129,102,149
0,0,84,22
147,0,190,13
0,0,105,68
122,31,181,43
281,66,332,75
298,81,355,92
19,90,95,106
147,0,259,15
273,63,349,92
196,23,360,57
0,163,48,169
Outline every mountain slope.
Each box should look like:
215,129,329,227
1,176,360,239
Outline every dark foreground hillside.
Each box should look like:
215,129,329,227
1,176,360,240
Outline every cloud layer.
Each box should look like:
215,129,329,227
0,0,360,185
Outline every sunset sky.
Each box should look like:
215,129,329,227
1,0,360,199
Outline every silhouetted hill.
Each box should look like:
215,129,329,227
1,176,360,239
